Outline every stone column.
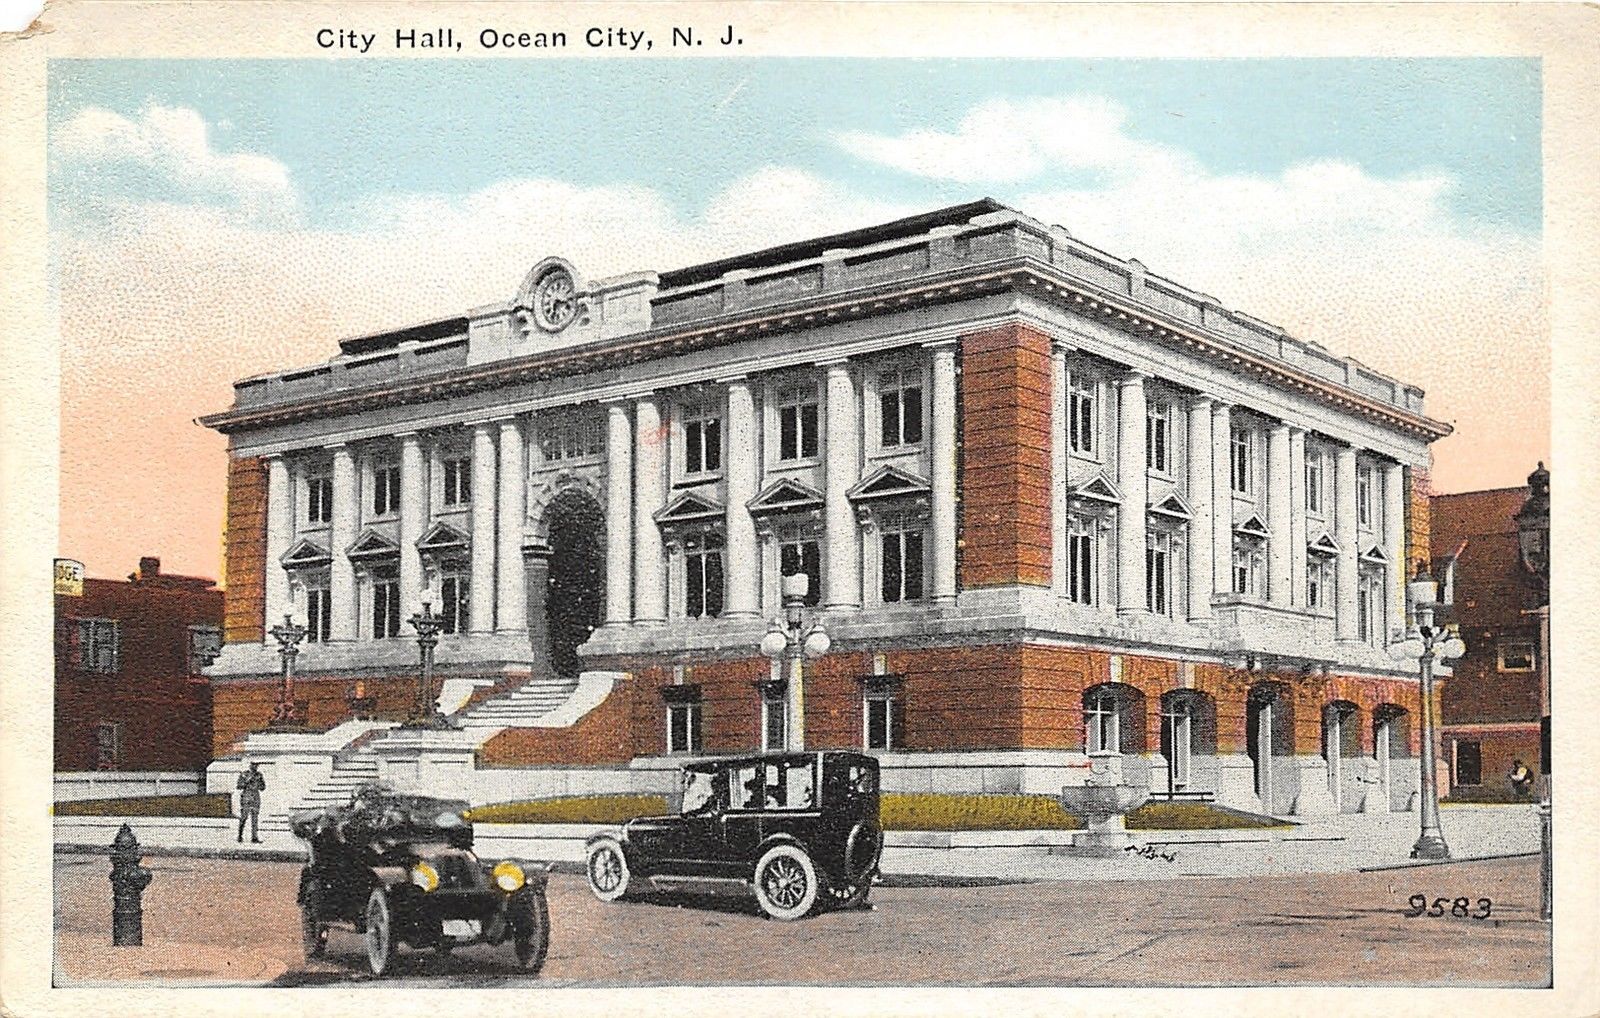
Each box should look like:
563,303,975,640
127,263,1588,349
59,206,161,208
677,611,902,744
723,377,760,617
1384,461,1406,628
263,454,292,635
469,423,497,633
929,341,959,603
398,433,426,622
1116,372,1148,613
1334,445,1359,641
1185,397,1213,621
1289,428,1308,608
633,396,667,624
1266,423,1292,605
823,361,861,610
328,444,357,641
495,417,527,634
1211,404,1233,597
604,402,634,626
1051,343,1071,599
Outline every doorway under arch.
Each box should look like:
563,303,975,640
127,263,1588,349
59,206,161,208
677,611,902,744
542,487,606,678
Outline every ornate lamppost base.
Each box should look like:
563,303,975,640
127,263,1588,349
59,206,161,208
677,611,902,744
399,708,455,731
1410,832,1452,861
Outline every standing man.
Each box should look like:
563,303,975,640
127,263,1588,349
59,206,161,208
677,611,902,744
236,761,266,843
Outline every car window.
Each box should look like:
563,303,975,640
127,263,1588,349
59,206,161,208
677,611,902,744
681,770,716,815
730,764,763,810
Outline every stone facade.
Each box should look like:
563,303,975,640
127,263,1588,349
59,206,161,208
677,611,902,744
200,200,1449,814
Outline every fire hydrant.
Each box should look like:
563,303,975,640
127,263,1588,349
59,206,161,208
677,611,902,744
109,824,152,946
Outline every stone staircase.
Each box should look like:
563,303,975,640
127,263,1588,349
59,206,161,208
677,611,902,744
454,674,581,731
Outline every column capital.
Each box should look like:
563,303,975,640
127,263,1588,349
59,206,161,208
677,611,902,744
716,373,751,387
1050,337,1076,356
1188,394,1215,410
397,431,421,444
323,441,349,452
923,337,959,353
604,399,633,415
1211,401,1234,418
1120,369,1149,387
492,414,524,430
818,357,852,371
263,451,287,464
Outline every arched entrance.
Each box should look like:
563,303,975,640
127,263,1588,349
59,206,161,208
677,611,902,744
543,488,606,677
1160,689,1217,799
1246,682,1295,814
1322,700,1362,812
1374,704,1414,811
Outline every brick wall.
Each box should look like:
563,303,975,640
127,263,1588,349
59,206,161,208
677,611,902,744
1406,464,1432,577
211,674,424,757
959,323,1053,589
222,455,268,644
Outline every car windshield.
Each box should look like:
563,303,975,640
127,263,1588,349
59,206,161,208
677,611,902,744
680,769,717,815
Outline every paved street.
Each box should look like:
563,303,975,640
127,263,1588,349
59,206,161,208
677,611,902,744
54,853,1549,987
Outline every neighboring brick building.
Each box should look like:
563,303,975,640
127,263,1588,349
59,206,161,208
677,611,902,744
199,200,1451,816
1431,476,1544,800
54,556,224,773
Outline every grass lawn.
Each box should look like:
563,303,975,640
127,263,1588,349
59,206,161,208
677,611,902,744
465,792,1287,831
53,793,234,818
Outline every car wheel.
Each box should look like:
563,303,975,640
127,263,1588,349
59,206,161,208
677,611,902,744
364,888,398,976
753,844,820,921
300,885,329,960
586,838,631,902
507,888,550,973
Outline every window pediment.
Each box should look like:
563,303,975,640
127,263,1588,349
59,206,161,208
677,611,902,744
654,492,725,526
1234,513,1270,539
416,520,470,556
345,528,400,562
1308,532,1342,557
280,537,331,569
747,478,825,517
1360,544,1390,565
1148,489,1193,522
1068,473,1122,510
846,465,932,503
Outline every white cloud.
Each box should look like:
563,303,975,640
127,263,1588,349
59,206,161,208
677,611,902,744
54,104,296,224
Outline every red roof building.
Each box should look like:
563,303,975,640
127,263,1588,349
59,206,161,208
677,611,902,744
54,556,224,773
1431,482,1543,800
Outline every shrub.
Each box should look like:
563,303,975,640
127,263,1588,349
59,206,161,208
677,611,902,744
879,793,1083,831
465,794,669,825
54,793,234,818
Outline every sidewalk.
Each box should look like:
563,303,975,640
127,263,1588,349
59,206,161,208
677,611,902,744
55,803,1542,882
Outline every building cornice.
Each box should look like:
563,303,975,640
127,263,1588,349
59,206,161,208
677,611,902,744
198,256,1452,443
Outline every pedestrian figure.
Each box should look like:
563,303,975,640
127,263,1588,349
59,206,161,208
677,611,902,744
236,762,266,843
1508,759,1533,799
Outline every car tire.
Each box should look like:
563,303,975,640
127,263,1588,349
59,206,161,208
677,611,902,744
507,888,550,973
364,887,398,977
300,883,329,960
586,838,632,902
753,844,820,921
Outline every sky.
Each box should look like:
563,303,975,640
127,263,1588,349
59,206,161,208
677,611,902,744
48,58,1547,582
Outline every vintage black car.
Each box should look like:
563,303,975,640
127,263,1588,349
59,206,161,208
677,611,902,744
584,751,882,920
290,783,550,976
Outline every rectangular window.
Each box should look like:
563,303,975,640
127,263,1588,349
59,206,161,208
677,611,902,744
1232,545,1260,596
1455,739,1482,787
1146,401,1171,473
864,693,896,750
1231,428,1252,495
761,687,787,751
95,721,123,770
881,528,925,603
1306,558,1332,610
187,625,222,673
1357,466,1374,528
371,578,401,638
682,403,722,475
440,573,470,635
306,474,332,525
1356,583,1371,642
305,585,332,643
779,540,822,607
879,367,924,448
541,419,606,463
371,462,401,516
73,618,121,673
1069,377,1097,455
1305,455,1324,515
777,383,820,461
1497,640,1535,672
667,701,703,754
685,534,725,619
441,457,471,507
1145,531,1170,616
1068,516,1096,606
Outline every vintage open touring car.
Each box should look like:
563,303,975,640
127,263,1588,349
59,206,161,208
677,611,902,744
290,784,550,976
584,751,883,920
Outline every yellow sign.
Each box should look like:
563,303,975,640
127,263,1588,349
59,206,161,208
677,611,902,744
54,558,85,597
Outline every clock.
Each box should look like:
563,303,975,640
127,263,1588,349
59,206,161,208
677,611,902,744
532,268,578,332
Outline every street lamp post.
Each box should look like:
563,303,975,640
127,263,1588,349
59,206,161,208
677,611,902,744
1387,563,1466,861
267,614,307,729
758,574,831,752
1514,461,1551,921
403,593,451,730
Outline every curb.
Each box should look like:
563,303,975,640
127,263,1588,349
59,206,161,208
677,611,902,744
1356,851,1539,873
55,843,308,864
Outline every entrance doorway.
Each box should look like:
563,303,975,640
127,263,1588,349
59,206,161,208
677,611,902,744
544,488,606,677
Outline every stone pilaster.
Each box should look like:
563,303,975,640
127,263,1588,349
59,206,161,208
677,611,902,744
398,432,426,622
723,377,760,617
1384,461,1406,630
1289,428,1307,608
1211,404,1234,598
263,454,292,636
1051,343,1071,599
1185,397,1213,621
929,341,959,603
604,402,634,625
1334,444,1359,641
823,361,861,610
495,417,528,634
469,423,497,633
1267,423,1292,605
328,444,357,641
1116,372,1148,614
633,396,667,624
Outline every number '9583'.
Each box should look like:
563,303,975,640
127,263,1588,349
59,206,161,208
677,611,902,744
1406,895,1491,918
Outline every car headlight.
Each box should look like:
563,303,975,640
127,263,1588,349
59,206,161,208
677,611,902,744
433,811,465,828
410,861,440,892
492,860,525,892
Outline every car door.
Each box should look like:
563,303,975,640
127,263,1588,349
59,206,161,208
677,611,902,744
717,762,767,878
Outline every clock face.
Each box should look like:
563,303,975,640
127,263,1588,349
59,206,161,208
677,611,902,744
533,269,577,332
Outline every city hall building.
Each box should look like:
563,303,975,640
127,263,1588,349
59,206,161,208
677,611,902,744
200,199,1447,817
